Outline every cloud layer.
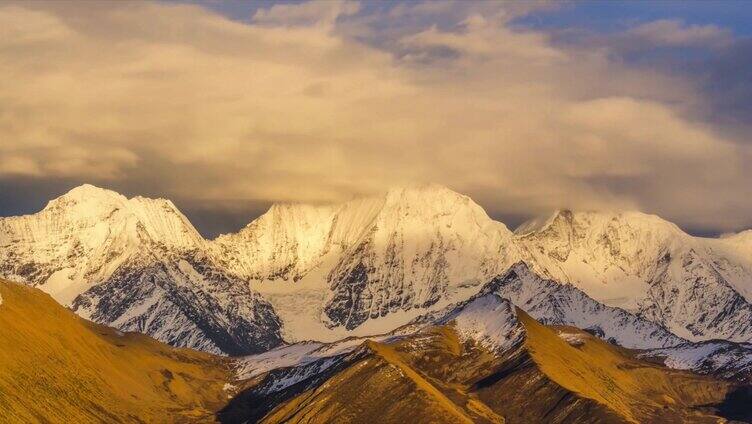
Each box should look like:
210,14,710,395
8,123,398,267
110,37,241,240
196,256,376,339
1,1,750,234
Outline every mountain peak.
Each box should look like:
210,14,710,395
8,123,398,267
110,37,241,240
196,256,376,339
514,209,572,236
515,208,687,239
32,184,203,252
42,184,128,219
57,183,126,203
383,183,469,203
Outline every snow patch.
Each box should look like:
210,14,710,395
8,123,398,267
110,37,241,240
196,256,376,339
236,333,400,380
558,332,586,346
38,268,88,306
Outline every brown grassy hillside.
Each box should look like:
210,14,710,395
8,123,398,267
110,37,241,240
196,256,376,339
518,311,735,423
0,279,232,423
225,310,747,424
2,278,747,424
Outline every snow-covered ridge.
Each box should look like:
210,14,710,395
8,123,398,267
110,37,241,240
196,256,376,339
236,291,526,383
640,340,752,382
482,262,683,349
4,183,752,355
235,333,400,381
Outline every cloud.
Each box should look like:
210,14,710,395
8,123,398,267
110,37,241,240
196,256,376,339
627,19,731,48
0,1,750,233
252,0,360,28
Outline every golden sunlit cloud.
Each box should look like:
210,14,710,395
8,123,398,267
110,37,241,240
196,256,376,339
0,0,750,231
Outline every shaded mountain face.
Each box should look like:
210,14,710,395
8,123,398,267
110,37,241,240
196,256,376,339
223,294,749,424
0,279,233,422
3,183,752,356
70,251,283,356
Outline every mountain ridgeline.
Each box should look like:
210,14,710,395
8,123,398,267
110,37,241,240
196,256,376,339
3,183,752,360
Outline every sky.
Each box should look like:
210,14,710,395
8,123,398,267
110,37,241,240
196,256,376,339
1,0,751,238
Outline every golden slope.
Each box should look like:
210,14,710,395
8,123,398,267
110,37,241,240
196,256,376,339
259,339,483,424
229,310,743,424
0,279,232,423
518,310,733,423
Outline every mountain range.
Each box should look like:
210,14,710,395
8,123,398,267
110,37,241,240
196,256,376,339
3,184,752,354
3,183,752,421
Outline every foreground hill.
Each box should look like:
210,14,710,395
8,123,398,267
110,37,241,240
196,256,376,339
224,294,751,423
0,279,233,422
1,280,750,423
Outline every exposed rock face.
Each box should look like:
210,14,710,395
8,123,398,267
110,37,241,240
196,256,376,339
71,251,282,355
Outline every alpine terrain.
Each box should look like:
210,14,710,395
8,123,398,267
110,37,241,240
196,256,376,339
4,184,752,351
2,184,752,422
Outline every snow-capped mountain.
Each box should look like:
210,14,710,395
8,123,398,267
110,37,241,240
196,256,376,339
0,184,282,355
321,185,517,329
0,184,202,300
515,209,752,343
220,184,519,341
3,183,752,356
